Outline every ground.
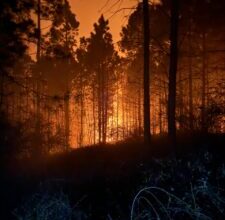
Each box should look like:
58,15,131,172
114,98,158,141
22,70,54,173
1,133,225,219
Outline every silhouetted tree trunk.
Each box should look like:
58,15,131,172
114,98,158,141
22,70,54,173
138,86,142,136
98,68,102,143
159,94,162,133
116,76,119,141
64,91,70,149
201,31,207,133
188,14,194,130
47,104,51,153
143,0,151,145
102,70,107,144
35,0,42,155
122,90,125,138
168,0,179,148
0,73,4,110
178,71,184,129
92,84,96,144
64,20,70,150
79,81,84,147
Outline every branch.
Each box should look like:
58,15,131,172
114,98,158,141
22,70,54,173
107,7,136,20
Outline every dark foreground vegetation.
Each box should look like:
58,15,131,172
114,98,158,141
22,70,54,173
1,133,225,220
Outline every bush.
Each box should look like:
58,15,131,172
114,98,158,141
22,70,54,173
131,151,225,220
13,189,88,220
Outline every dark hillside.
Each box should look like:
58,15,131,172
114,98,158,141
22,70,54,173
1,134,225,219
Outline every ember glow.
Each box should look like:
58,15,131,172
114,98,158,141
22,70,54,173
1,0,225,152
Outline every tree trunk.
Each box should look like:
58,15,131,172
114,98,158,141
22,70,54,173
0,72,4,110
143,0,151,145
34,0,42,156
79,74,84,147
98,69,102,143
64,21,71,150
201,31,207,133
178,71,184,129
188,15,194,130
168,0,179,149
92,84,96,144
64,92,70,150
102,69,108,144
116,77,119,141
138,86,142,136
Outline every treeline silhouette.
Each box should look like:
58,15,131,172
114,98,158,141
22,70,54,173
0,0,225,158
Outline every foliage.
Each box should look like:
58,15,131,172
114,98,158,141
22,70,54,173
0,112,23,156
43,0,79,59
0,0,35,73
131,184,225,220
13,189,88,220
131,150,225,219
73,15,120,144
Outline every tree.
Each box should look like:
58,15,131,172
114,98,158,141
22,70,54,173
0,0,34,109
34,0,42,155
178,0,225,132
75,37,89,146
143,0,151,144
0,0,37,156
121,1,169,139
85,15,119,144
41,0,79,150
168,0,179,148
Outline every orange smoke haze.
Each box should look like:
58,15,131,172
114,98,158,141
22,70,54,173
68,0,137,42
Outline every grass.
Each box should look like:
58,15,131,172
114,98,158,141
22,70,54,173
131,172,225,220
1,133,225,219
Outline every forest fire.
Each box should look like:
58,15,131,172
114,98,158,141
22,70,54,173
1,0,225,219
0,0,224,151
